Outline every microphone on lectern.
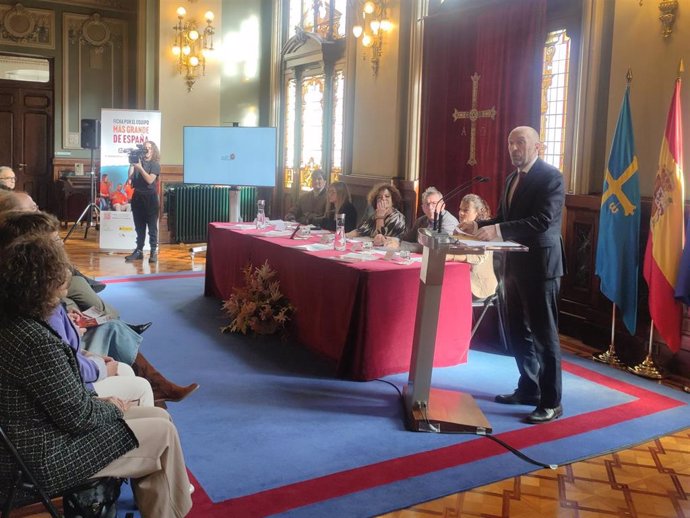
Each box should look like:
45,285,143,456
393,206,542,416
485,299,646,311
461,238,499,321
433,176,490,232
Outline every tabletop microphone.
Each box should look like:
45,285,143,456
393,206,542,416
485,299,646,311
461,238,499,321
433,176,490,232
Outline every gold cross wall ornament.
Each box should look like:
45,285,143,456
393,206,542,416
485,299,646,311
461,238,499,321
452,73,497,166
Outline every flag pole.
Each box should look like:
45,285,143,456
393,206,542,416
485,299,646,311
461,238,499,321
629,319,664,379
593,303,624,367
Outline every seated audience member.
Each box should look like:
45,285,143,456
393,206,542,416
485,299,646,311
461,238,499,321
0,190,105,293
0,190,37,212
449,194,498,299
0,210,199,405
346,183,407,243
0,166,15,190
285,169,327,224
111,183,131,211
0,233,192,518
382,186,459,250
312,181,357,232
48,295,155,407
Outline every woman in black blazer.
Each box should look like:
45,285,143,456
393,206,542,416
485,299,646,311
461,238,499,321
313,180,358,232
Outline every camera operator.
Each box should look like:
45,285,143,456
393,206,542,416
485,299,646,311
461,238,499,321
125,140,161,264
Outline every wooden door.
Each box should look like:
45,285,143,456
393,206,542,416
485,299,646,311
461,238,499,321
0,61,54,210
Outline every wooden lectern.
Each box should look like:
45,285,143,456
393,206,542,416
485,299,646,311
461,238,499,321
403,228,526,433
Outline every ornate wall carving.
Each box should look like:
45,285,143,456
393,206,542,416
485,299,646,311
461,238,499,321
0,3,54,49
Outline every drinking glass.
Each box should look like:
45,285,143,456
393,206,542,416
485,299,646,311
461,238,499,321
335,213,346,251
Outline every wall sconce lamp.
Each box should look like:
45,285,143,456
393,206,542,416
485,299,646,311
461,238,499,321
171,5,215,92
638,0,679,38
351,0,393,77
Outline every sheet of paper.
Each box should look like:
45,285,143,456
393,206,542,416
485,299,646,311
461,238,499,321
454,238,525,248
230,224,256,230
329,252,380,263
263,230,294,237
292,243,334,251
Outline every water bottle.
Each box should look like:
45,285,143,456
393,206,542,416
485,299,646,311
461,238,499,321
256,199,266,229
335,213,346,251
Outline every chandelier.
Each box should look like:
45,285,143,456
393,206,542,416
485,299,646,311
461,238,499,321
171,5,215,92
351,0,393,77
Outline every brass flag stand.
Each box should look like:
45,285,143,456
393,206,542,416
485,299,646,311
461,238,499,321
628,321,664,379
593,303,625,368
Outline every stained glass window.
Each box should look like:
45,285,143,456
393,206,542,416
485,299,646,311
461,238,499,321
540,30,570,171
283,0,346,193
288,0,347,39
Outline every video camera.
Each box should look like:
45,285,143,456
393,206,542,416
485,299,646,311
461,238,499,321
123,144,147,165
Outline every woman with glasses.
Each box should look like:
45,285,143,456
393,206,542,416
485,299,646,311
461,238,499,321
0,166,16,190
449,193,498,300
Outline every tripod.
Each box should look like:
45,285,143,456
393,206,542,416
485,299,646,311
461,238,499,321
64,147,100,241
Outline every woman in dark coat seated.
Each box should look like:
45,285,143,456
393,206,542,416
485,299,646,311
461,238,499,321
0,233,192,517
313,181,358,232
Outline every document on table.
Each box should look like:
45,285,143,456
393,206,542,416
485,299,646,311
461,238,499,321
263,230,294,237
329,252,381,263
230,224,256,230
454,238,526,249
293,243,335,251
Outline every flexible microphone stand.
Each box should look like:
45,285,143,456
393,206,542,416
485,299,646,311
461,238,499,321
433,176,489,232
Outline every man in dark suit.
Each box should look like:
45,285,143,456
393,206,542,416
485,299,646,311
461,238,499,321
460,126,565,424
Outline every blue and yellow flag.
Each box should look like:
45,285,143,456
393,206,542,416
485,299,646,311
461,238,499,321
595,85,640,335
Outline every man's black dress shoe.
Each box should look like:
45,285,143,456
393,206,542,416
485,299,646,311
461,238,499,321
494,392,540,406
127,322,152,335
524,405,563,424
90,280,107,293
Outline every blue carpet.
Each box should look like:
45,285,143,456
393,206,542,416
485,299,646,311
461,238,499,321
101,273,690,518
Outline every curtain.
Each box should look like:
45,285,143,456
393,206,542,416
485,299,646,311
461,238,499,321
419,0,547,216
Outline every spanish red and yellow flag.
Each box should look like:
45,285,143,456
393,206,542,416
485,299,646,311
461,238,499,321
643,77,685,352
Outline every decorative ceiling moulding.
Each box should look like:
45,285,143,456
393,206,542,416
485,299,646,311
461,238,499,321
54,0,137,13
0,3,55,49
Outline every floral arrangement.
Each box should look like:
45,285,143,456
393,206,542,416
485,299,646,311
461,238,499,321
221,261,295,335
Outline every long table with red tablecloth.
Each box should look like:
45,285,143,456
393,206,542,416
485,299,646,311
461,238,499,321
204,223,472,380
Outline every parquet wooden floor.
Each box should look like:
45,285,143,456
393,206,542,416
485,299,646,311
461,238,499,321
59,231,690,518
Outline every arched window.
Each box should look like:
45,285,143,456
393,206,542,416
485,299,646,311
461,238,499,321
540,0,582,186
540,29,571,172
279,1,347,215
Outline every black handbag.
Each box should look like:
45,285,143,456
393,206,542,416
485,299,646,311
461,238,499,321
62,477,123,518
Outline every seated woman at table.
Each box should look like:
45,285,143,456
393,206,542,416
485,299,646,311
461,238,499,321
346,183,406,244
0,233,192,517
312,181,357,232
448,193,498,300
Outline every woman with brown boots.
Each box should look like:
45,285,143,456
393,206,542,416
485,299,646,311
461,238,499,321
132,352,199,405
0,209,200,407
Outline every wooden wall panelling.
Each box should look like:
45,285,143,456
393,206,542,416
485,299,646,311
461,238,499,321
52,157,98,224
561,193,690,377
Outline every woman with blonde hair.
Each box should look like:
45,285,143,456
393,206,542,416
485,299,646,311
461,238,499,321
313,181,358,232
450,193,498,300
